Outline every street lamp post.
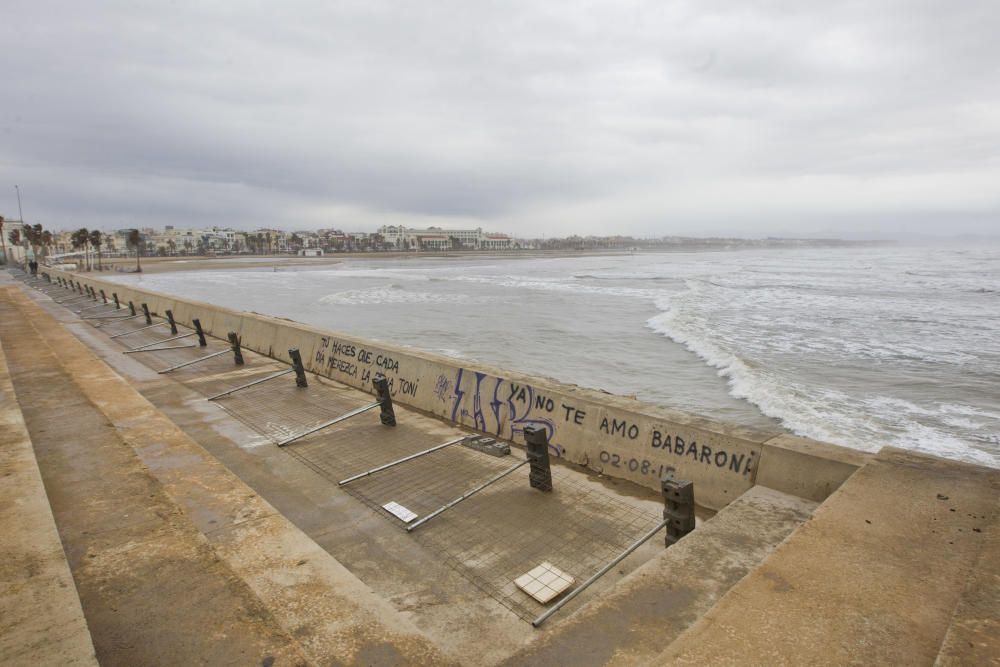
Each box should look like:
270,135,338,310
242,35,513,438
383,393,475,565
15,185,24,222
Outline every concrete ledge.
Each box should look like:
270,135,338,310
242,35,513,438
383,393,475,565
45,269,863,510
0,331,98,666
502,486,817,666
755,434,870,502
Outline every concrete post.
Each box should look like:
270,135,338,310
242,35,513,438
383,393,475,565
165,309,178,335
192,318,207,347
141,303,152,325
289,348,308,388
372,373,396,426
128,301,136,316
99,289,107,303
227,332,244,365
662,471,695,547
523,425,554,492
113,292,120,309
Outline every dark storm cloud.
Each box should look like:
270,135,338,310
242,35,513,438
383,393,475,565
1,1,998,237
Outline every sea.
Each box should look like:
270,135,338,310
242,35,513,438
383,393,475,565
108,244,1000,467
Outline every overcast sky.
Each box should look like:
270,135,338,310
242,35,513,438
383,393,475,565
1,1,997,238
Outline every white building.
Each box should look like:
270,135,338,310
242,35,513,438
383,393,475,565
1,219,26,263
377,225,512,250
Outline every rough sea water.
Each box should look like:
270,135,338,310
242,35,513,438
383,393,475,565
110,244,1000,467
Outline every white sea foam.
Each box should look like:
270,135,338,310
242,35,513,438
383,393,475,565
646,258,1000,468
318,285,471,305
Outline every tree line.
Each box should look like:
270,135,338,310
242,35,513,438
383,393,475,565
2,221,144,271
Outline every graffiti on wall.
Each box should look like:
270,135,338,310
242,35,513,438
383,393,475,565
449,368,563,456
313,336,420,398
446,366,756,476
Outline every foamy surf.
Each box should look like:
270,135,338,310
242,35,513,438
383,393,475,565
647,276,1000,468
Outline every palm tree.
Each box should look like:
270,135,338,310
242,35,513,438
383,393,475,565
289,233,302,253
183,239,193,255
71,228,90,269
88,229,103,269
41,230,53,261
18,223,45,265
167,239,177,256
256,233,264,255
126,229,143,272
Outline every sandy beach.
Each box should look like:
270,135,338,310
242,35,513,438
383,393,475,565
89,249,635,274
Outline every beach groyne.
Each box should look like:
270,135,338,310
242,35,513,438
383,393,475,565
47,268,867,510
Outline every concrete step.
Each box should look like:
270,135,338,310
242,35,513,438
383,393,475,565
652,447,1000,665
934,493,1000,665
0,333,98,666
0,285,452,666
502,485,817,666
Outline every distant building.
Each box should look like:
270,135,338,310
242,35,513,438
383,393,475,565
1,219,26,263
377,225,512,250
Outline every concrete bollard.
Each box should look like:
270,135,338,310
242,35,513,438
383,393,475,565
99,289,107,303
128,301,136,316
113,292,120,309
523,425,554,492
141,303,152,325
662,471,695,547
227,332,244,365
372,373,396,426
289,348,308,388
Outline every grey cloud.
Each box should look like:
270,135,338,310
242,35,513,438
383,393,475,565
1,0,998,237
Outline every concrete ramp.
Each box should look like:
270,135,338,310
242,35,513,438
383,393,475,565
652,447,1000,665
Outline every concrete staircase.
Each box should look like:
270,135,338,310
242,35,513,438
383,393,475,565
502,485,817,666
0,284,452,666
650,447,1000,665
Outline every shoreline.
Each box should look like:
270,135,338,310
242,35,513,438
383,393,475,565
75,249,638,274
61,240,891,275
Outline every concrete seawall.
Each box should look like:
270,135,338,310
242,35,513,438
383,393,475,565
48,268,867,510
